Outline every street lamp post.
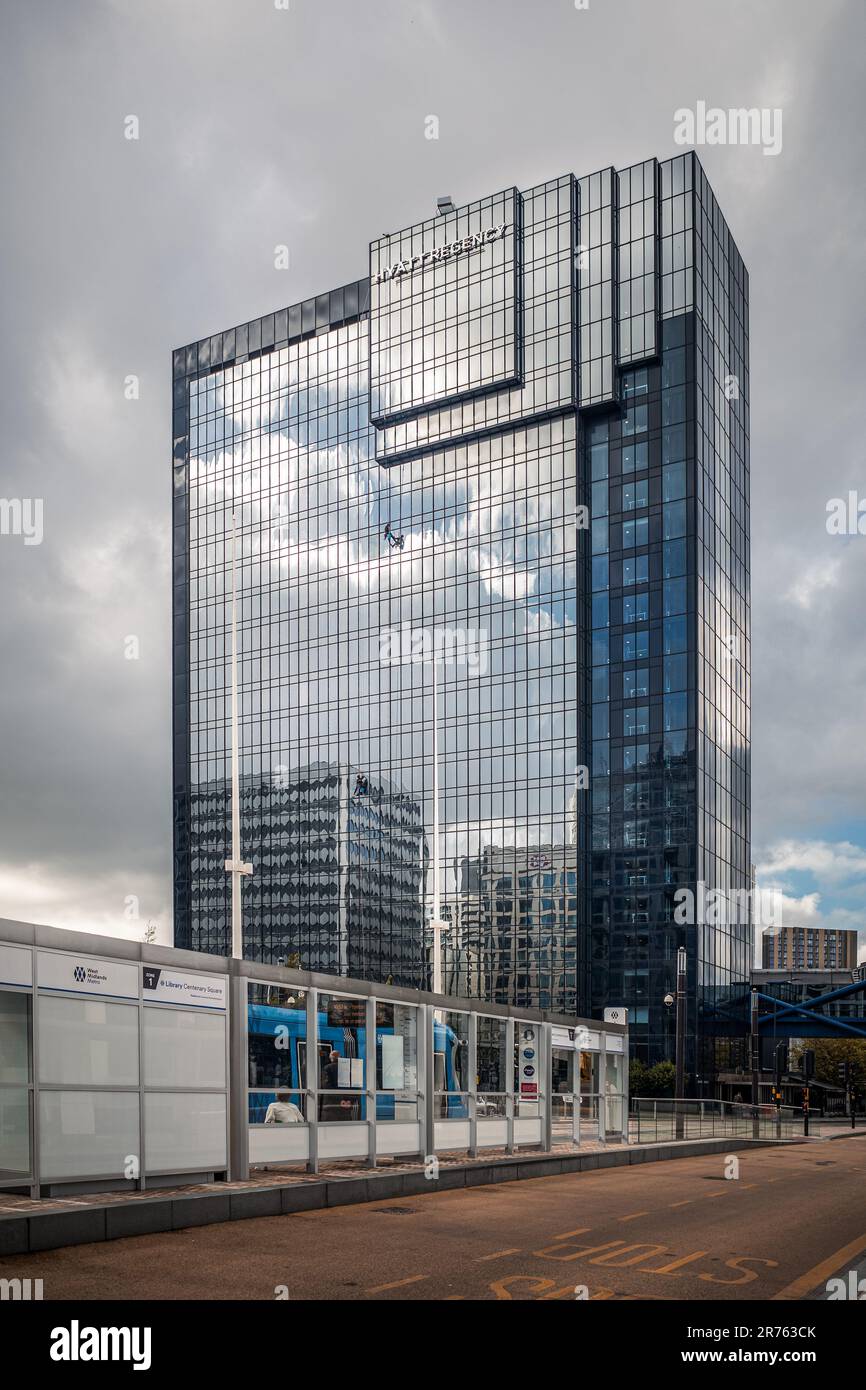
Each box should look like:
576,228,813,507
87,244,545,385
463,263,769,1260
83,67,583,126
675,945,686,1139
750,986,761,1138
429,655,449,994
223,510,253,959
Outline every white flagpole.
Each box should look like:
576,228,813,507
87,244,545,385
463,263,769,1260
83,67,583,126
225,509,252,958
432,657,442,994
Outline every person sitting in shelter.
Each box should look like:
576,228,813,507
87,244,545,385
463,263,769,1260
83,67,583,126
264,1089,304,1124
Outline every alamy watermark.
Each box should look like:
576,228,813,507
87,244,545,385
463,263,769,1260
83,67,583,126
379,624,488,675
826,492,866,535
674,101,783,157
826,1270,866,1300
0,498,43,546
50,1323,151,1370
1,1277,43,1300
674,882,783,928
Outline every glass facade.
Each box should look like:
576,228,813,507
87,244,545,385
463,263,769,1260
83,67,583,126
173,152,750,1087
0,990,31,1180
588,156,750,1082
370,187,521,422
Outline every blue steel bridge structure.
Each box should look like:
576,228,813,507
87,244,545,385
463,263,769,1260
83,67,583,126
703,976,866,1043
753,977,866,1040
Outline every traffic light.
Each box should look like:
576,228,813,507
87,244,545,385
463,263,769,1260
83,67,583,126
802,1049,815,1079
838,1060,851,1087
774,1042,788,1088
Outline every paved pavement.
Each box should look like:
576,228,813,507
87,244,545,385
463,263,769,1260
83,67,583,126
0,1142,613,1217
3,1136,866,1301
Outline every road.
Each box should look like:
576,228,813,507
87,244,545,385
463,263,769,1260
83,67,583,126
5,1137,866,1301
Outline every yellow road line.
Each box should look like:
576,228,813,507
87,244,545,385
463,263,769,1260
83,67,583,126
552,1226,592,1240
772,1233,866,1301
669,1199,692,1207
618,1211,649,1222
476,1248,521,1262
366,1274,429,1294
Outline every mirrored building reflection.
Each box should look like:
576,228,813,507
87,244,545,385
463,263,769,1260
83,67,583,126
187,764,426,986
173,153,750,1087
440,846,580,1011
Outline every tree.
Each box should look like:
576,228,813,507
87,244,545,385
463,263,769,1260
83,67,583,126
630,1059,677,1097
790,1039,866,1092
141,920,157,944
646,1060,677,1097
629,1058,649,1096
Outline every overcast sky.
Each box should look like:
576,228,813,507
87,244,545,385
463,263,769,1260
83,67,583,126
0,0,863,959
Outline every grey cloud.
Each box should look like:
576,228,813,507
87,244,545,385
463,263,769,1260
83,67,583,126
1,0,864,940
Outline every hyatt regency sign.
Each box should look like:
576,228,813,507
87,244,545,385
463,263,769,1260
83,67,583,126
372,223,507,285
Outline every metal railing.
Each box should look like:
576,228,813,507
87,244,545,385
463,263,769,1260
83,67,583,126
630,1097,798,1143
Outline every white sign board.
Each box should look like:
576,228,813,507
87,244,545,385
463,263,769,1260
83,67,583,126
380,1034,404,1090
37,950,139,1001
0,942,33,988
552,1024,594,1051
603,1006,628,1026
141,965,227,1011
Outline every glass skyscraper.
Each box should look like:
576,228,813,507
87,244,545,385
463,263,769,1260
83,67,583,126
172,152,750,1085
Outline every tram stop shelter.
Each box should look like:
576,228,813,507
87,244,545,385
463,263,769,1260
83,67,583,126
0,919,628,1197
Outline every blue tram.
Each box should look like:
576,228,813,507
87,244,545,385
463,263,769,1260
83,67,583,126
248,1003,468,1122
